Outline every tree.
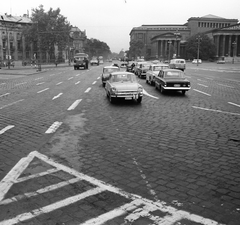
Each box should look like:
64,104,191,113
22,5,71,63
185,34,216,60
128,40,144,59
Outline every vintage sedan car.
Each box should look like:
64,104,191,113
105,72,143,103
169,59,186,71
101,66,120,87
146,63,169,85
134,61,148,75
137,63,151,79
155,69,191,95
192,59,202,64
217,59,225,64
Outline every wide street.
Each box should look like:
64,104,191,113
0,61,240,225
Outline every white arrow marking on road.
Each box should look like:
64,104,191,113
143,89,159,99
67,99,82,110
45,121,62,133
52,93,63,100
0,125,14,135
0,93,10,98
37,88,49,93
85,87,91,93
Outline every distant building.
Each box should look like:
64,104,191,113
129,14,239,62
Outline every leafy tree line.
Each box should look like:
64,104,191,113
22,5,111,63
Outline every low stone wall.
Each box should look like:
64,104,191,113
224,56,240,63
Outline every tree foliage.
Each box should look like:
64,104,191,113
185,34,216,60
22,5,71,62
128,40,144,59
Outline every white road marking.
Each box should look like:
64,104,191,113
0,151,223,225
0,83,6,85
143,89,159,99
0,93,10,98
45,121,62,133
206,77,213,80
15,82,27,86
92,81,97,85
35,77,43,80
52,93,63,100
67,99,82,110
97,77,101,79
36,82,45,86
0,99,24,110
75,81,81,85
217,83,234,88
37,88,49,93
68,77,73,80
192,106,240,116
193,89,211,96
75,74,80,76
50,74,55,76
228,102,240,108
85,87,91,93
56,82,63,85
197,83,208,87
197,79,206,82
0,125,14,135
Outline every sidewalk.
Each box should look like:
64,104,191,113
0,62,72,76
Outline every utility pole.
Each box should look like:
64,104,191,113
196,35,202,66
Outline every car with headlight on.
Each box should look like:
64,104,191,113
105,72,143,103
155,69,191,95
146,63,169,85
101,66,120,87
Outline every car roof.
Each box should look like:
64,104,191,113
162,68,183,72
111,71,134,75
104,66,119,69
151,63,169,66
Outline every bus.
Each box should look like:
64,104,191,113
73,53,89,70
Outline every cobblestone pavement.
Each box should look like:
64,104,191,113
0,62,240,224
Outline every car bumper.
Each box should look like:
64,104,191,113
110,92,143,99
163,87,191,91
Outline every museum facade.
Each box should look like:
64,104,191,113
129,14,240,62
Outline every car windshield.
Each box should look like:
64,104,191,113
103,68,119,73
165,71,184,78
74,57,84,60
175,60,185,63
153,65,169,71
111,74,136,83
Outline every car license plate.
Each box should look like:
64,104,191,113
174,84,181,87
125,97,132,100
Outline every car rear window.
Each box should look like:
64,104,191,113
165,71,183,78
176,60,185,64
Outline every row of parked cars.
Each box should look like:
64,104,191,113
101,59,191,104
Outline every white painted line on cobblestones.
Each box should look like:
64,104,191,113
68,77,73,80
52,93,63,100
97,77,100,79
0,187,105,225
75,81,81,85
45,121,63,133
85,87,91,93
37,88,49,93
0,93,10,98
0,125,14,135
15,82,27,86
36,82,45,86
92,81,97,85
56,82,63,85
192,106,240,116
0,177,81,205
67,99,82,110
193,89,211,96
35,77,43,80
197,83,208,87
228,102,240,108
197,79,207,82
217,83,234,88
143,89,159,99
75,74,80,76
0,99,24,110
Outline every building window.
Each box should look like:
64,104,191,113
138,33,143,39
198,22,200,27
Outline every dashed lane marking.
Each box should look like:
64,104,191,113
75,81,81,85
0,93,10,98
15,82,27,86
36,82,45,86
85,87,91,93
67,99,82,110
68,77,73,80
0,125,14,135
37,88,49,93
192,106,240,116
193,89,211,96
34,77,43,80
92,81,97,85
217,83,234,88
45,121,62,133
52,93,63,100
197,83,208,87
0,99,24,110
0,151,223,225
56,82,63,85
228,102,240,108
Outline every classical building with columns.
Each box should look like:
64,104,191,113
129,14,239,62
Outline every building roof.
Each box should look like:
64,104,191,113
0,14,31,24
201,14,225,19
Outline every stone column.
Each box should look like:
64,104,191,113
177,40,181,57
222,35,226,56
215,35,220,57
165,40,168,59
160,40,163,57
228,35,232,56
235,35,238,56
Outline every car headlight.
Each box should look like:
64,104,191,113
110,87,117,94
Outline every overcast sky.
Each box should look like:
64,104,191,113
1,0,240,53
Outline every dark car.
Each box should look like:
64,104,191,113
155,69,191,95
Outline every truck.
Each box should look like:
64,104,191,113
73,53,89,70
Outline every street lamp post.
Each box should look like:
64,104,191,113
232,41,237,64
1,16,10,69
196,35,202,66
168,40,172,62
174,31,180,58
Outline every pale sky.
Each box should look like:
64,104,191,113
1,0,240,53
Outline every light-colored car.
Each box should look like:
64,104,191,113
146,63,169,85
105,72,143,103
134,61,148,75
169,59,186,71
155,69,191,95
101,66,120,87
90,57,99,66
137,63,151,79
192,59,202,64
217,59,225,64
